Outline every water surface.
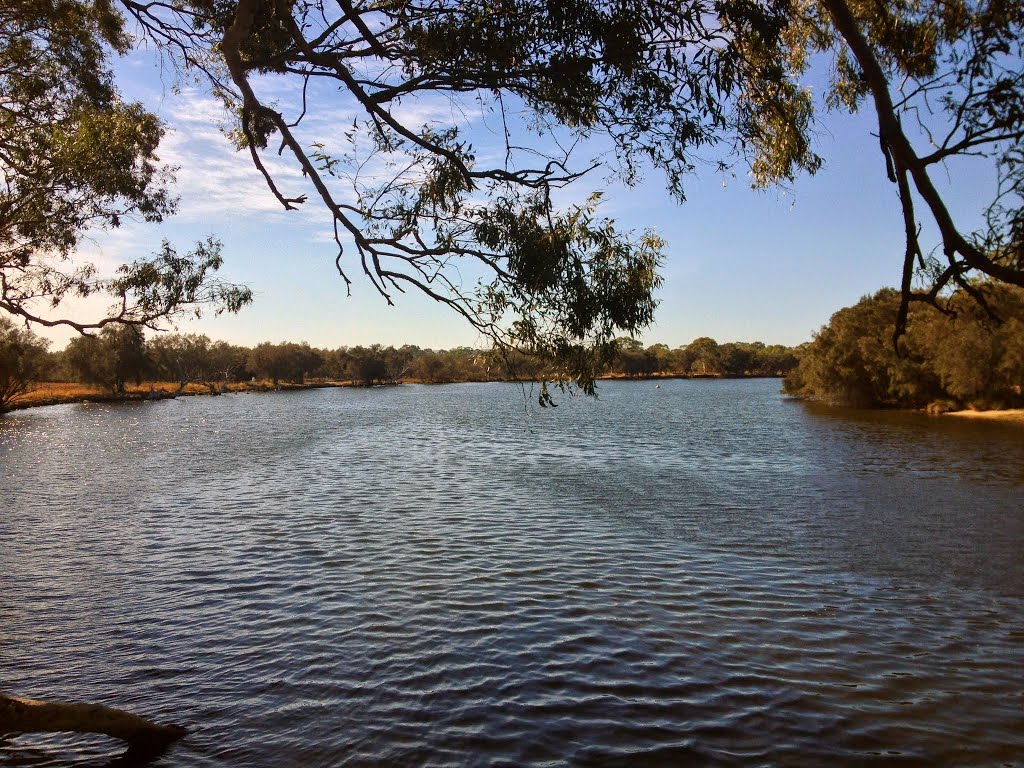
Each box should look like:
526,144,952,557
1,380,1022,766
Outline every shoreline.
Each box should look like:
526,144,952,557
3,380,352,414
943,408,1024,424
3,374,782,414
783,394,1024,425
9,381,1024,425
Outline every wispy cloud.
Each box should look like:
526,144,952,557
154,89,306,222
145,78,509,229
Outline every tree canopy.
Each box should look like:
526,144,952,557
0,313,48,411
783,282,1024,408
0,0,252,332
65,324,150,393
766,0,1024,342
3,0,1022,388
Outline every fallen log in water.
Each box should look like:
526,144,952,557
0,692,185,746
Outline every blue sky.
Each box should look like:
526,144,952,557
39,46,993,352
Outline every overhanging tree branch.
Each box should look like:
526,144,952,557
822,0,1024,293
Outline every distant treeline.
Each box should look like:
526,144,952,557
783,283,1024,410
604,338,799,378
9,281,1024,415
2,329,800,404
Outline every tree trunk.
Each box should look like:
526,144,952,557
0,692,185,746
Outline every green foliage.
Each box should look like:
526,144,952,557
685,337,722,375
407,350,452,384
608,337,799,378
784,282,1024,408
146,333,251,392
0,315,49,412
42,332,799,399
109,239,254,324
344,346,391,387
0,0,251,331
8,0,1020,385
247,342,323,387
123,0,786,394
477,195,665,393
64,325,150,394
615,344,661,378
923,284,1024,406
149,334,211,385
116,0,1018,394
783,289,904,407
316,337,798,386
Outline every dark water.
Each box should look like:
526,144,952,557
1,379,1022,767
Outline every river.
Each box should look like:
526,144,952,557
1,379,1022,766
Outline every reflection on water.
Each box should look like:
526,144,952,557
1,380,1022,766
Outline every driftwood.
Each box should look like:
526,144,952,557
0,692,185,746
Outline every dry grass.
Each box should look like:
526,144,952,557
9,380,258,410
121,381,222,396
17,382,104,402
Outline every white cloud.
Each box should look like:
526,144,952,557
153,90,305,222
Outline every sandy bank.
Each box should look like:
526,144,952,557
944,408,1024,424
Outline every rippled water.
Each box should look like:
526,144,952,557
1,379,1022,766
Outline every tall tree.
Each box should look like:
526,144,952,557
346,344,390,386
248,341,322,386
118,0,758,389
64,324,150,394
686,337,722,375
0,315,48,412
149,333,216,391
783,281,1024,408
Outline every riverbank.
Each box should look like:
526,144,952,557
4,380,349,413
11,381,1024,424
5,374,776,413
944,408,1024,424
